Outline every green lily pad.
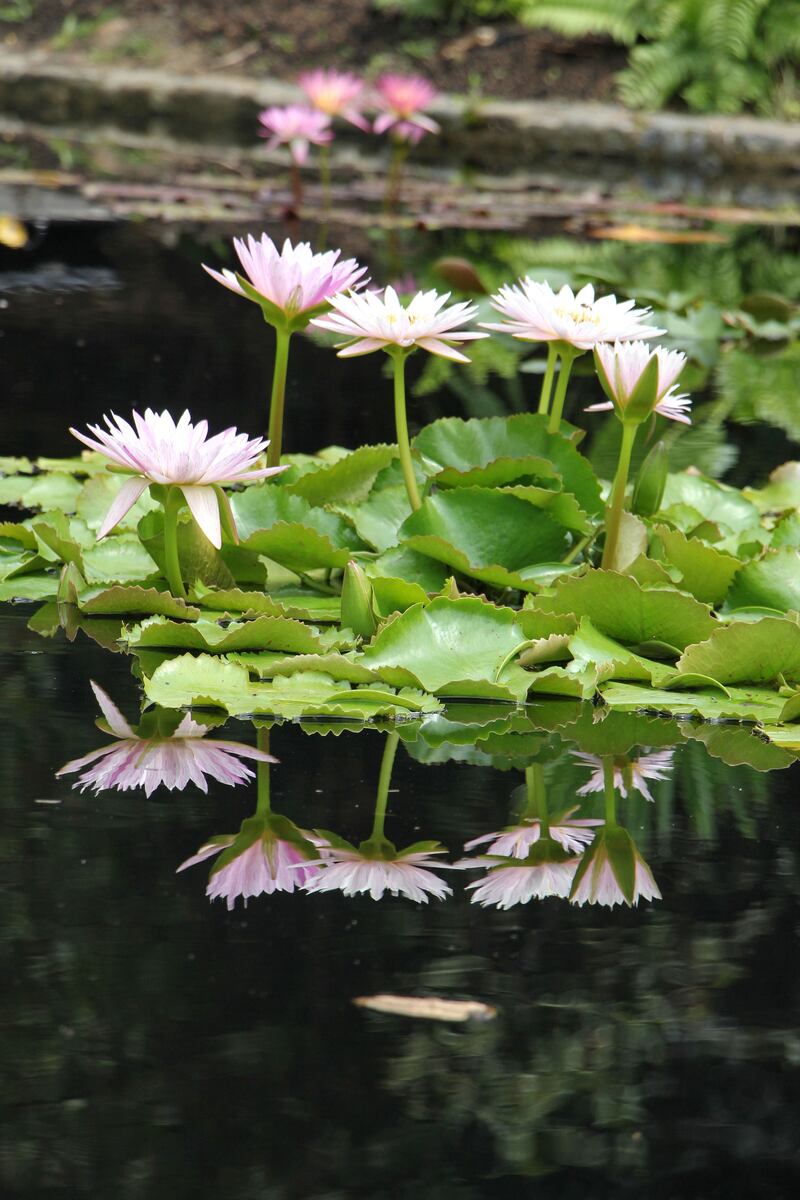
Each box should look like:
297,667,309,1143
190,583,341,622
231,485,365,571
530,570,717,652
367,547,451,615
360,595,531,702
123,614,347,654
651,524,740,605
560,706,683,756
415,414,603,516
144,655,440,719
685,725,795,771
399,488,569,592
567,618,676,686
600,681,787,724
286,443,398,506
82,534,159,584
0,473,82,512
339,484,412,553
0,573,58,601
58,566,200,619
726,549,800,614
232,651,377,683
675,616,800,686
662,473,760,534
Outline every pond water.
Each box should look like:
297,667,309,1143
1,216,799,1198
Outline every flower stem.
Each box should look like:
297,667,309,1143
602,758,618,826
163,486,186,599
392,353,421,511
370,731,400,841
601,421,638,571
290,160,303,212
384,139,408,212
524,763,549,835
256,727,271,816
537,344,558,416
547,348,578,434
267,326,291,468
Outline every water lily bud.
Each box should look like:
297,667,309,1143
341,560,377,639
632,440,669,516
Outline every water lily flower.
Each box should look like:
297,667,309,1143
258,104,333,165
177,815,321,909
463,806,603,858
573,750,675,803
204,235,367,466
57,682,275,797
588,340,691,425
311,286,486,511
298,68,369,130
570,825,661,908
373,73,440,143
483,280,663,351
301,836,453,903
70,410,282,597
482,280,664,432
311,285,485,362
460,841,581,909
203,234,367,326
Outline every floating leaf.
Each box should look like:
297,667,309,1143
651,524,740,605
399,489,569,592
600,681,787,724
286,444,398,506
339,484,412,553
190,583,340,623
0,573,58,601
231,485,365,571
415,414,602,516
360,596,531,702
82,534,159,584
726,549,800,614
661,473,760,534
675,617,800,686
566,618,676,686
530,570,717,652
123,614,346,654
144,656,440,719
685,725,795,772
0,472,82,513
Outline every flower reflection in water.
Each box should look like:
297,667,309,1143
178,814,321,909
302,732,453,903
56,682,275,797
573,749,675,803
458,764,591,908
570,757,661,908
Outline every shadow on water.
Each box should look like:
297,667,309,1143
1,214,800,1197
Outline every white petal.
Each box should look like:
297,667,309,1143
181,485,222,549
97,476,150,539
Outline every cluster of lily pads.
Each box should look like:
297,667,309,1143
3,233,800,751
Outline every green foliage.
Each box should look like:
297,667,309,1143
521,0,800,115
372,0,521,28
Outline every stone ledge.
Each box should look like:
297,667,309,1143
0,49,798,177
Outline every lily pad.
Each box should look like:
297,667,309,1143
190,583,341,623
123,614,347,654
360,595,531,701
399,488,569,592
566,618,676,686
651,524,740,605
530,570,717,652
339,484,412,553
726,549,800,614
286,443,398,506
0,472,83,513
662,473,760,534
231,485,366,571
600,681,787,724
685,725,795,771
675,616,800,686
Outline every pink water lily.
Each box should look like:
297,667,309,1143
573,750,675,803
56,682,275,797
374,73,440,143
310,285,487,362
588,341,691,424
258,104,333,164
178,815,321,909
302,842,452,903
298,68,369,130
465,859,581,908
203,234,367,323
482,280,664,351
70,409,283,548
464,807,604,859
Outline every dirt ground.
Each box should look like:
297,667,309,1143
3,0,626,102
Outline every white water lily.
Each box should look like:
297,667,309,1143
587,341,691,424
301,840,453,903
482,280,663,350
463,807,603,858
310,285,487,362
573,750,675,803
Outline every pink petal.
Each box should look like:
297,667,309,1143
181,485,222,549
97,476,150,539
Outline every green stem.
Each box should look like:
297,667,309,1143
370,731,400,841
256,727,271,816
547,348,578,434
392,353,421,511
267,326,291,468
290,160,303,212
524,763,549,834
384,139,408,212
537,344,558,416
163,486,186,599
602,758,618,827
319,143,331,247
601,421,638,571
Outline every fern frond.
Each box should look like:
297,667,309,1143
518,0,642,44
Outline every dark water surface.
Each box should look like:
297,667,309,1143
1,220,800,1198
